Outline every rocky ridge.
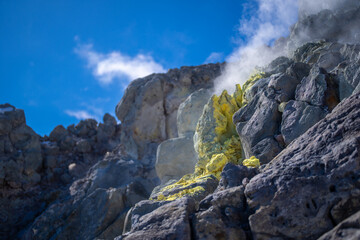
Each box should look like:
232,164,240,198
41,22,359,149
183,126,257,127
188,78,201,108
1,1,360,240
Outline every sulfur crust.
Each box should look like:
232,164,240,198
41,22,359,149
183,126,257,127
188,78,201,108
152,80,262,201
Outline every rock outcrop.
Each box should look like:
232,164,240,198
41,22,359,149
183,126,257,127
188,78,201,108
245,93,360,239
0,104,122,239
115,64,222,165
2,2,360,240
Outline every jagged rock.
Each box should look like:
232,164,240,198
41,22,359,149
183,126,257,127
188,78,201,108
268,73,300,102
103,113,117,126
318,210,360,240
122,200,170,234
75,119,98,138
333,61,360,101
177,88,211,137
24,151,156,240
115,63,222,163
243,77,270,103
193,186,252,240
155,136,198,183
286,62,311,81
295,66,339,109
245,93,360,239
217,163,258,191
233,93,282,163
264,56,294,75
120,197,196,240
49,125,68,142
281,100,327,145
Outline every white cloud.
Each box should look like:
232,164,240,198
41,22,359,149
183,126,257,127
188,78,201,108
214,0,298,94
204,52,224,64
75,44,166,85
65,110,97,120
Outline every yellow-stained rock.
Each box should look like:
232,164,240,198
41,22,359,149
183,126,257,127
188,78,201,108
152,80,262,201
242,156,260,168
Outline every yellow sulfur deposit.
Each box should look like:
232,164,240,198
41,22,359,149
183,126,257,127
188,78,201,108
152,80,263,201
156,186,206,201
242,156,260,168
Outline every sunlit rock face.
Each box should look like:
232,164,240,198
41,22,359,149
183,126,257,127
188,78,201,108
115,63,223,165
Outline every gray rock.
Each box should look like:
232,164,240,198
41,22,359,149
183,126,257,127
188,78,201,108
318,210,360,240
243,77,270,103
49,125,68,142
193,186,250,240
268,73,300,102
217,163,258,191
155,136,198,183
177,88,211,137
295,67,329,106
286,62,311,82
120,197,196,240
234,94,282,163
281,100,327,145
333,62,360,100
123,200,170,234
24,152,156,240
97,123,116,142
103,113,117,126
245,93,360,239
76,139,92,153
264,56,294,75
115,63,222,164
75,119,98,138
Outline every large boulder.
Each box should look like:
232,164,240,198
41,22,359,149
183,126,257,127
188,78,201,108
115,64,222,164
120,197,196,240
177,88,211,137
192,186,252,240
245,93,360,239
318,210,360,240
155,89,211,184
155,136,198,183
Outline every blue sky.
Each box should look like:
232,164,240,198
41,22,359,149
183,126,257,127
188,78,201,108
0,0,295,136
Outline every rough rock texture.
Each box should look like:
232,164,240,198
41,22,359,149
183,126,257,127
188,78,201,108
120,197,196,240
281,100,327,145
23,150,157,240
115,64,222,164
318,210,360,240
0,104,123,239
0,64,222,240
192,186,251,240
245,93,360,239
216,163,258,191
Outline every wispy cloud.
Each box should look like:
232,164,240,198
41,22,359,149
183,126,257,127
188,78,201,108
75,43,166,85
65,110,97,120
204,52,224,64
214,0,298,94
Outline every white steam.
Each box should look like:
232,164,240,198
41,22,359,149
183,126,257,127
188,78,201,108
299,0,360,18
214,0,298,94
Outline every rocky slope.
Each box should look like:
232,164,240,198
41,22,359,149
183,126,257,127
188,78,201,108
1,1,360,240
